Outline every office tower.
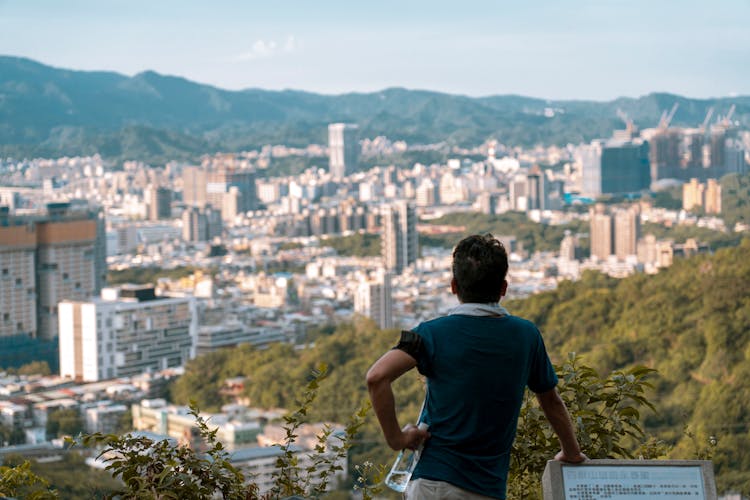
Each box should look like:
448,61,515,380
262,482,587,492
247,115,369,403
614,206,641,260
580,139,650,197
382,201,418,274
328,123,359,178
149,186,172,221
59,285,196,382
354,270,393,330
589,204,614,261
0,203,106,343
526,166,547,211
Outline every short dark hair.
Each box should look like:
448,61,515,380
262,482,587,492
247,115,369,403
452,234,508,303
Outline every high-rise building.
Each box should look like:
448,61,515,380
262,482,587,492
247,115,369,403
381,201,418,274
328,123,359,178
614,206,641,260
183,166,257,221
589,204,614,261
559,231,583,261
206,168,257,219
182,205,222,242
682,178,705,211
354,270,393,330
526,166,547,211
581,139,650,197
0,203,106,343
182,166,207,208
705,179,722,214
509,173,528,211
59,285,196,382
649,129,682,181
149,186,172,221
684,178,722,214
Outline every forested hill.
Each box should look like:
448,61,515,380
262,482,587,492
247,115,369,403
171,238,750,493
2,55,749,162
509,239,750,492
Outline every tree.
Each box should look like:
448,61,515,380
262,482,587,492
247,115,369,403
46,408,83,439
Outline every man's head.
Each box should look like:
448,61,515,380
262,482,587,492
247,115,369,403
451,234,508,303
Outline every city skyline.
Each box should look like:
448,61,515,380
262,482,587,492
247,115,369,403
1,0,749,100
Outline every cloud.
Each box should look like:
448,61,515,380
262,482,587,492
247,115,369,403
232,35,296,62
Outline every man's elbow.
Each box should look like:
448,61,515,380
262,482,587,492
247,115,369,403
365,365,387,389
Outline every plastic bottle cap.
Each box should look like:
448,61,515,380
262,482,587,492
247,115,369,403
417,422,429,431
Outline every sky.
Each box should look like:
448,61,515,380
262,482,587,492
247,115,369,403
1,0,749,100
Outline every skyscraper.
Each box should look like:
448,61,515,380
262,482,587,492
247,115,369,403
382,201,418,274
328,123,359,178
589,204,614,261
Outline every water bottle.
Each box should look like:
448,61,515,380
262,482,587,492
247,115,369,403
384,422,429,492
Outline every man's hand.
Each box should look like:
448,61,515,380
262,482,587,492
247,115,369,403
395,423,430,451
555,450,588,463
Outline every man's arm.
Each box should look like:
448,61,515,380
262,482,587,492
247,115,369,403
366,349,429,451
536,388,587,463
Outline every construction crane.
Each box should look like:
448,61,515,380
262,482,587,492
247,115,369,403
722,104,736,126
658,103,679,129
699,107,714,133
616,108,634,133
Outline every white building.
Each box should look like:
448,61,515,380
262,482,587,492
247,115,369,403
328,123,359,179
59,285,197,382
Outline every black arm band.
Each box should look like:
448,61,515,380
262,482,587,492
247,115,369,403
392,330,422,359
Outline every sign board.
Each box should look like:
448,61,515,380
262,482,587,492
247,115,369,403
542,460,717,500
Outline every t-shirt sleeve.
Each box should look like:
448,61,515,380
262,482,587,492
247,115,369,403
527,328,558,393
409,324,434,378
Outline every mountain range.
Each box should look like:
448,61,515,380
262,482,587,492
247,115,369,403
1,55,748,164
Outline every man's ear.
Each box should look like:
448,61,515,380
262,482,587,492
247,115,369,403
500,279,508,298
450,277,458,295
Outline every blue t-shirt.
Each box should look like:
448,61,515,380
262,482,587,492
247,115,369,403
410,314,558,499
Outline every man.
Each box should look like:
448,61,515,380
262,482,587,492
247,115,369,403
366,234,585,499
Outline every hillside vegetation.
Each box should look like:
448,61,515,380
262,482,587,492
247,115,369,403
2,56,749,163
171,239,750,494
